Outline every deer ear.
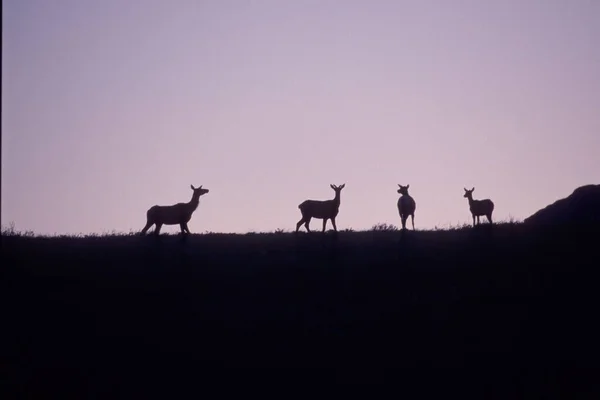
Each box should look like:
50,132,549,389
191,185,195,190
406,184,409,189
330,184,335,189
340,184,345,189
199,185,202,189
464,187,467,191
471,187,475,191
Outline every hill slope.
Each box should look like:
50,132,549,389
524,184,600,226
3,223,600,396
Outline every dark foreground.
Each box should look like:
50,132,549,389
2,223,600,397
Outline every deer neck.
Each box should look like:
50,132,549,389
467,195,475,206
333,192,341,207
188,194,200,211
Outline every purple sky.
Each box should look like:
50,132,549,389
2,0,599,235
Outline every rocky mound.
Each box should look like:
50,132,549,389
524,184,600,226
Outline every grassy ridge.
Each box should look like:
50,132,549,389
2,222,600,395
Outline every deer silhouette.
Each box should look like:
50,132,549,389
463,187,494,226
296,184,345,233
141,185,209,235
397,184,416,230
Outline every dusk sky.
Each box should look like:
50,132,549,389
2,0,599,235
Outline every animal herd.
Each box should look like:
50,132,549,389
140,184,495,235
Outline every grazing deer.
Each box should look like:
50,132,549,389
397,184,416,230
141,185,209,235
463,187,494,226
296,184,345,233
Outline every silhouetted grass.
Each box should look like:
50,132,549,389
2,221,599,396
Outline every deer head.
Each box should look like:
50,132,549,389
397,184,410,196
191,185,210,199
330,184,346,192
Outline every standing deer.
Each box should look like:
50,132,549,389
296,184,345,233
141,185,209,235
397,184,416,230
463,187,494,226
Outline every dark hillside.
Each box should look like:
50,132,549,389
524,184,600,226
2,223,600,397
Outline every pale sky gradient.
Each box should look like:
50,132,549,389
2,0,599,235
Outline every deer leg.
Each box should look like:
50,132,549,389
472,215,476,226
322,218,328,232
487,214,493,224
331,217,337,232
141,221,153,235
180,223,191,234
401,215,407,230
411,214,415,230
304,217,312,232
154,223,163,236
296,218,305,232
